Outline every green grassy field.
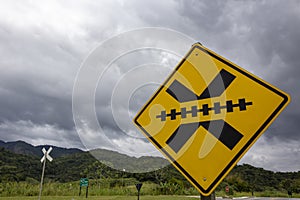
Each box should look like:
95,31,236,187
0,196,199,200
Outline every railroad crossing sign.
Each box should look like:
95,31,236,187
38,147,53,200
40,147,53,163
133,43,290,196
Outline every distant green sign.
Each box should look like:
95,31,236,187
80,178,88,187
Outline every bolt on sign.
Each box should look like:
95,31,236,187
133,43,290,196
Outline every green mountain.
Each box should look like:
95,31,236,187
0,140,40,157
90,148,169,172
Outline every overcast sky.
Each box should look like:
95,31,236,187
0,0,299,172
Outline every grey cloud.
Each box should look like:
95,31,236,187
240,135,300,172
94,49,180,142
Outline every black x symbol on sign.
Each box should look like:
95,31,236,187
156,69,253,153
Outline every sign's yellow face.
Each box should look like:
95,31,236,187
133,43,290,196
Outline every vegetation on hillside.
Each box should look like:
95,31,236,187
0,145,299,197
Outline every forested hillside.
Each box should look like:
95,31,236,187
0,141,299,195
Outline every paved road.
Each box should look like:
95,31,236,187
224,198,299,200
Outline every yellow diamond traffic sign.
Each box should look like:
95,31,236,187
133,43,290,196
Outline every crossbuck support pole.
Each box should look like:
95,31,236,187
38,154,47,200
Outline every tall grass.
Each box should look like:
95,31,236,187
0,178,198,197
0,179,299,197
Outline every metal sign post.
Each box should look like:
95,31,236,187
38,147,53,200
201,191,215,200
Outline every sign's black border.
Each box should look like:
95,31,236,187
134,44,289,195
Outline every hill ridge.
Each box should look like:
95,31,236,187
0,140,83,158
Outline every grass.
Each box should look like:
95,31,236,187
1,181,299,198
0,196,200,200
0,193,299,200
0,181,200,196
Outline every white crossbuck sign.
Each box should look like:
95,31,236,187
40,147,53,163
38,147,53,200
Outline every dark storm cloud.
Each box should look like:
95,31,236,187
0,88,73,130
0,22,78,130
